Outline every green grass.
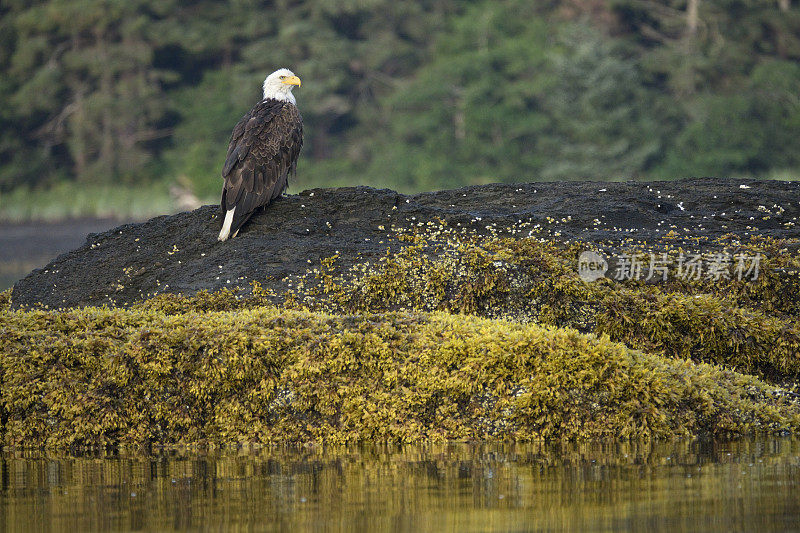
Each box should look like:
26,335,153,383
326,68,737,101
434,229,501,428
3,175,800,223
0,175,410,223
0,181,215,222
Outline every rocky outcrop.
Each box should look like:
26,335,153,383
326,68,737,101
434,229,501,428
11,178,800,309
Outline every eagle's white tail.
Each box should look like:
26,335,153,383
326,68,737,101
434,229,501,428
218,208,236,241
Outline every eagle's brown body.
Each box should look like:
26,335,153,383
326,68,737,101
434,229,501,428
220,98,303,239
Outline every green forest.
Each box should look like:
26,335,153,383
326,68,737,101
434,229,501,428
1,0,799,218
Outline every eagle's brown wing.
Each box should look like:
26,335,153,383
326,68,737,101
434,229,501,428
221,99,303,236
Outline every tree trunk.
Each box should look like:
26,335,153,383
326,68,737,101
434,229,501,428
96,29,115,177
453,86,465,141
687,0,699,36
778,0,790,12
73,92,87,177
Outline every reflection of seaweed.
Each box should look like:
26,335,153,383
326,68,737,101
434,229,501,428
4,439,800,531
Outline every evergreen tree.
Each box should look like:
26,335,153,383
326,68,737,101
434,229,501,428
538,24,666,180
1,0,799,199
364,2,555,190
4,0,177,187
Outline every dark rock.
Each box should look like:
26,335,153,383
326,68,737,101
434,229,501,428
11,178,800,309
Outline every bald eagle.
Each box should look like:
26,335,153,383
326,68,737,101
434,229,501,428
218,68,303,241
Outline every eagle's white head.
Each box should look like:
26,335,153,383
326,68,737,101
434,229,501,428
263,68,301,104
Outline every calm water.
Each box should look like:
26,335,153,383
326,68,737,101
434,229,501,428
1,439,799,532
0,218,123,290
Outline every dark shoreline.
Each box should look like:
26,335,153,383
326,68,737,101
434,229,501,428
0,218,130,290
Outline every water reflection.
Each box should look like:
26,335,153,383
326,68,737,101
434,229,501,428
2,439,799,531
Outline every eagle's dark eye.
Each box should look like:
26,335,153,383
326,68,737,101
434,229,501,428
279,75,286,79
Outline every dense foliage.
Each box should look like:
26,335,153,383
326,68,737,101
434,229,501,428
1,0,799,201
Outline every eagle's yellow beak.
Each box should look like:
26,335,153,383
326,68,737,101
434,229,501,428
282,75,301,87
